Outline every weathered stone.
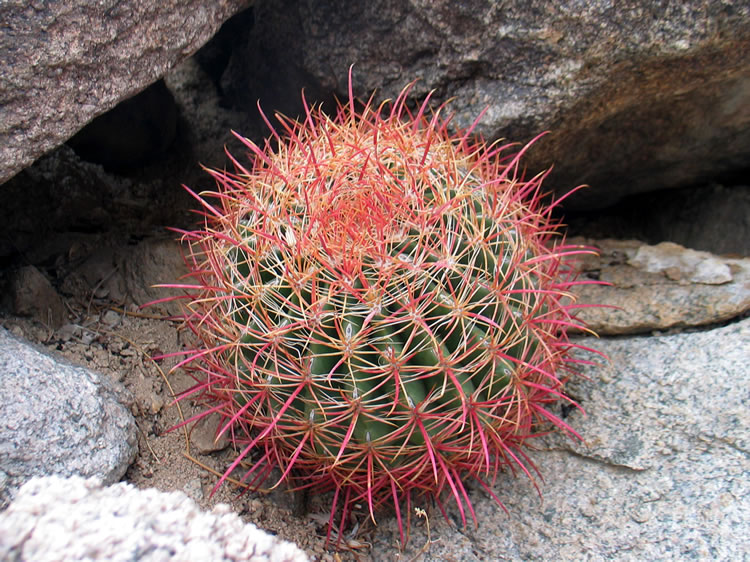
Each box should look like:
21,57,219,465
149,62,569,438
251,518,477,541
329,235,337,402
0,476,308,561
0,0,251,184
559,319,749,471
0,328,137,507
226,0,750,209
58,237,189,316
1,265,67,329
372,318,750,560
628,242,732,284
189,412,232,455
570,239,750,335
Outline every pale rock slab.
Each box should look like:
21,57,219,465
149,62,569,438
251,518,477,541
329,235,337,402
0,475,309,562
0,328,137,506
570,239,750,335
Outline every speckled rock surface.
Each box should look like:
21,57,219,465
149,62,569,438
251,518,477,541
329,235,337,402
570,239,750,335
0,0,251,183
0,475,308,562
370,318,750,560
0,328,137,507
228,0,750,209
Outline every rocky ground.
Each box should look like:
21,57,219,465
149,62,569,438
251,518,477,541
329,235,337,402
0,285,338,559
1,229,747,560
0,235,426,560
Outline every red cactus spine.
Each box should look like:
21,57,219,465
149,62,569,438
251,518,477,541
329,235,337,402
167,74,598,545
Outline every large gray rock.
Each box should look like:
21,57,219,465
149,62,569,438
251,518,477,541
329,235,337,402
0,0,251,184
227,0,750,209
0,476,308,562
372,318,750,560
0,328,137,507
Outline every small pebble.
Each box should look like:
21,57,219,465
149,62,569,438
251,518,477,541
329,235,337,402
101,309,121,327
150,394,164,415
183,478,203,501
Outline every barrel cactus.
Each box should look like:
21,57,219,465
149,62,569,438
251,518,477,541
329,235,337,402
170,77,596,544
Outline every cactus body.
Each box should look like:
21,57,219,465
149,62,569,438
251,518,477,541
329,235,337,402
172,79,595,542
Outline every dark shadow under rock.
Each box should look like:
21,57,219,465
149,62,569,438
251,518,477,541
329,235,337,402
565,183,750,257
67,80,178,172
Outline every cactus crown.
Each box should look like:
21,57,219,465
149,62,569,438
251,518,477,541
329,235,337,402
170,74,596,545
